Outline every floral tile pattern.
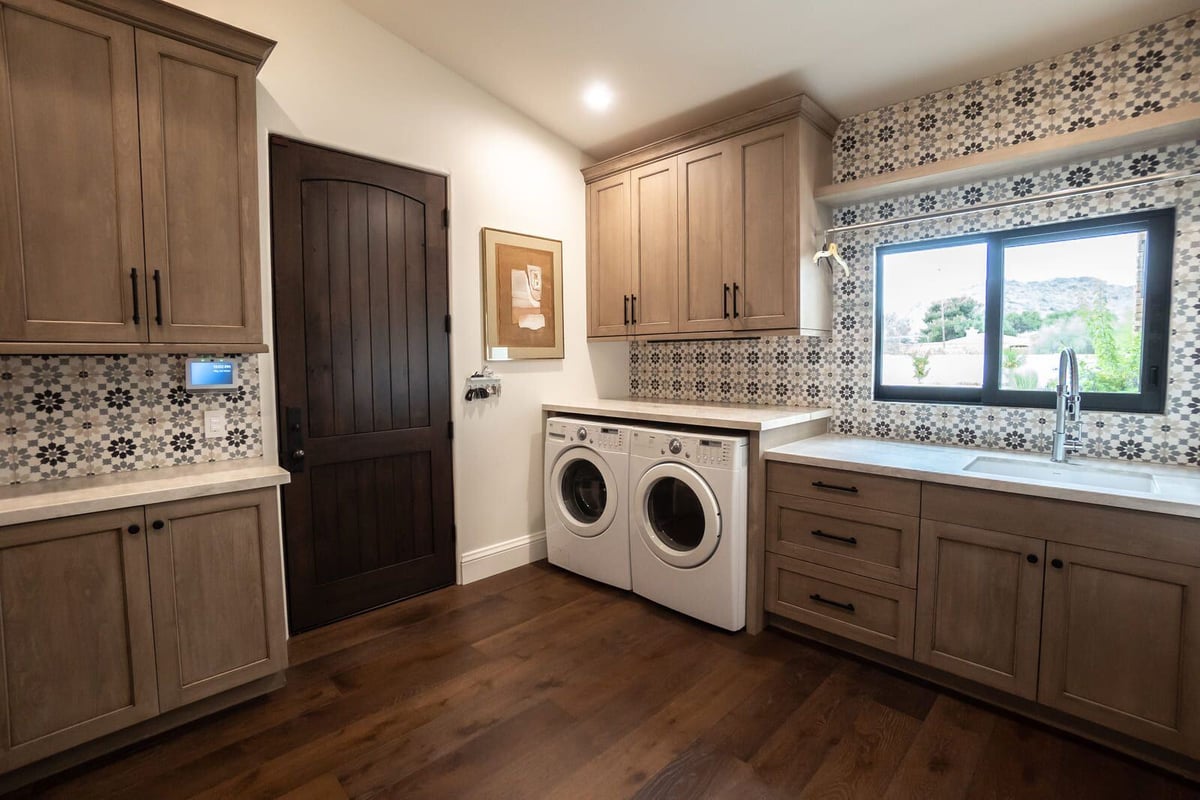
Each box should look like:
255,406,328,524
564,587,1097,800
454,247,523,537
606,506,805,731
630,139,1200,466
0,354,263,484
833,9,1199,183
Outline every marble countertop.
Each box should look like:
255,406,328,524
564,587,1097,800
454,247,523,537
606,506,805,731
542,398,832,432
0,459,291,527
765,435,1200,518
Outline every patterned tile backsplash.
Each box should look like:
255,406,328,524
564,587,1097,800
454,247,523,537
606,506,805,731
630,137,1200,466
0,354,263,484
831,11,1199,183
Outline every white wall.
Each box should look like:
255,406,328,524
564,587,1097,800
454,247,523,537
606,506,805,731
174,0,628,577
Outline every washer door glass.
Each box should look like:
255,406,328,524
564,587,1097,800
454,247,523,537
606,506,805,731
550,447,617,538
635,462,720,568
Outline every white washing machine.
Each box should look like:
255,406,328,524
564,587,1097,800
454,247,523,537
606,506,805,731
544,417,632,589
628,426,748,631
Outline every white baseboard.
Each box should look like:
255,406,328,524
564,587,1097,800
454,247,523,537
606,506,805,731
459,531,547,584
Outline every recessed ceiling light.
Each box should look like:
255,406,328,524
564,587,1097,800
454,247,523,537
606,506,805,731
583,82,614,112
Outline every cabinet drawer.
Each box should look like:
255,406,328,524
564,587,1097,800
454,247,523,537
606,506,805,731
765,553,915,657
767,462,920,516
766,493,918,587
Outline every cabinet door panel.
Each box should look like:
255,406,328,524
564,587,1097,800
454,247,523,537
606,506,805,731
0,0,145,342
630,159,678,336
734,120,798,330
586,172,631,337
1039,543,1200,757
146,489,286,711
676,142,737,332
915,521,1045,699
137,30,262,344
0,509,157,772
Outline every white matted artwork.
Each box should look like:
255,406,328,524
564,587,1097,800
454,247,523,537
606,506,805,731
481,227,564,360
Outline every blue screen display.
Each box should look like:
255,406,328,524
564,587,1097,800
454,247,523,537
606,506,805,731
189,361,235,387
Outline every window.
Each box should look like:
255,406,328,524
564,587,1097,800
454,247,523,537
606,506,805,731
875,209,1174,412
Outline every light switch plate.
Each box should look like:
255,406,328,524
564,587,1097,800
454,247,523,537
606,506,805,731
203,410,227,439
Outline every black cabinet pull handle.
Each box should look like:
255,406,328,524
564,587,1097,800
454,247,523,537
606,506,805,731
810,594,855,613
1027,553,1039,564
811,480,859,494
1051,558,1064,569
630,294,637,326
152,520,165,531
732,282,740,318
127,524,140,535
152,269,164,326
623,294,629,326
811,529,858,546
130,268,141,324
723,283,730,319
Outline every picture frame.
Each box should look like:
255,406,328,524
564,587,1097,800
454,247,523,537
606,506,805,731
481,227,564,360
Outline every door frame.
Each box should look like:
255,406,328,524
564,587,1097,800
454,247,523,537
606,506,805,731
266,134,456,630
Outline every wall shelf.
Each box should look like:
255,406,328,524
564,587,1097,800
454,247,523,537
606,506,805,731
816,102,1200,207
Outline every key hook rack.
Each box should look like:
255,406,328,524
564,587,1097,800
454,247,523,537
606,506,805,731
464,367,502,402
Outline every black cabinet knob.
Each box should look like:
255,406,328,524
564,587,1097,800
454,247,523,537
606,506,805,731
1027,553,1039,564
127,524,140,535
1051,558,1064,569
152,520,165,530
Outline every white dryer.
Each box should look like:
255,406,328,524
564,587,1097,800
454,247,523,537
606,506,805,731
628,426,748,631
544,417,632,589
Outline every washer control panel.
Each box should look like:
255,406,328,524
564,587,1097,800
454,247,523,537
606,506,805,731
546,418,626,452
632,430,747,468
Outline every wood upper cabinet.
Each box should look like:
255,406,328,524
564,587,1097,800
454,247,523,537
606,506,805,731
676,140,738,333
145,489,287,711
586,172,632,338
137,30,262,344
914,520,1046,699
730,120,799,330
0,0,271,350
0,0,145,343
0,509,158,773
1039,543,1200,757
629,159,678,335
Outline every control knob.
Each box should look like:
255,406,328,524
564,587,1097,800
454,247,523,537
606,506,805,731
668,438,683,455
576,427,588,441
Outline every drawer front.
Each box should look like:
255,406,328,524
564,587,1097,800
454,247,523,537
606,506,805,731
765,553,915,657
766,493,918,586
767,462,921,516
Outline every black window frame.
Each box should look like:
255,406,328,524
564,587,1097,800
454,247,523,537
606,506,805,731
873,208,1174,413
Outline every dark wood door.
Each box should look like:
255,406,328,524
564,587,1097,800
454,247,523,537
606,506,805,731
270,137,454,632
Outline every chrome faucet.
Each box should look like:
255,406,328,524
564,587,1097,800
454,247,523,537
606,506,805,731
1052,347,1083,463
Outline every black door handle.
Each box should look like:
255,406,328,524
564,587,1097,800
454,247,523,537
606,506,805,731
810,594,855,613
623,294,630,326
732,282,740,318
630,294,637,326
283,406,305,473
152,269,164,325
130,268,141,324
723,284,730,319
811,529,858,546
811,480,859,494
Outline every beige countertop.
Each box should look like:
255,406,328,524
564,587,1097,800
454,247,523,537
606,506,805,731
542,398,832,432
0,459,291,527
766,435,1200,518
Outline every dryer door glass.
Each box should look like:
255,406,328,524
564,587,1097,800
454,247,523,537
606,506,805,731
647,478,704,551
561,459,607,524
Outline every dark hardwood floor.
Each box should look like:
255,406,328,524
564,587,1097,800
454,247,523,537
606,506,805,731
15,561,1200,799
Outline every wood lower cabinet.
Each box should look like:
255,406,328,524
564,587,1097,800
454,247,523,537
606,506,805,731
1039,543,1200,757
146,490,286,711
0,488,286,775
0,0,272,351
914,521,1046,699
0,509,158,773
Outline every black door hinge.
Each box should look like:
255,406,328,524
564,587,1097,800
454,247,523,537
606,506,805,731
442,208,449,228
445,314,451,334
448,420,454,440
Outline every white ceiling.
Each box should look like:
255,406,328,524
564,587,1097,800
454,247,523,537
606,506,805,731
345,0,1199,160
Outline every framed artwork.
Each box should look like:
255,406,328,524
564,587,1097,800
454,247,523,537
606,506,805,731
481,227,564,360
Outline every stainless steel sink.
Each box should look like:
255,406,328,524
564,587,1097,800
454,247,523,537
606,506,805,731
963,456,1158,493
